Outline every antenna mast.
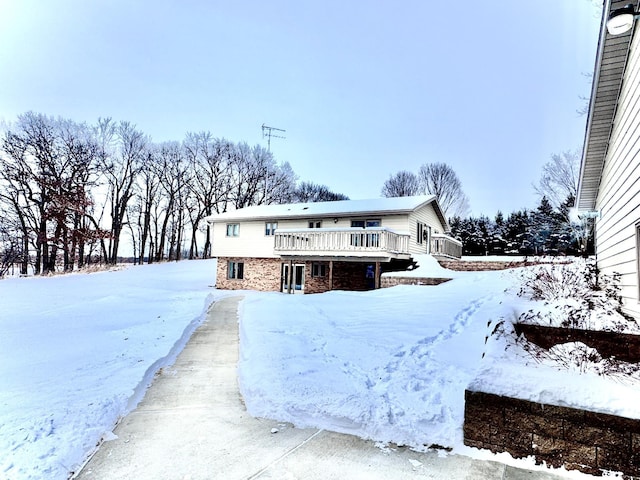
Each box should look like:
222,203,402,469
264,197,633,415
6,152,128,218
261,123,286,152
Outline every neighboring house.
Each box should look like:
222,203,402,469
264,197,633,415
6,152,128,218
205,195,461,294
576,0,640,320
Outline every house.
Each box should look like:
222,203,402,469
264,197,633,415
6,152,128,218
576,0,640,320
205,195,461,293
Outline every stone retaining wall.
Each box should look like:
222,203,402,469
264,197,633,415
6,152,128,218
438,260,530,271
515,323,640,363
438,259,571,272
380,277,451,287
464,390,640,477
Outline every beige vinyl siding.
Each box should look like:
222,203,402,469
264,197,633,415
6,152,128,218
594,27,640,319
211,214,412,258
275,215,409,231
408,203,446,255
212,221,279,258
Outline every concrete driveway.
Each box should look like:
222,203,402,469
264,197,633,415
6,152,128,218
75,296,569,480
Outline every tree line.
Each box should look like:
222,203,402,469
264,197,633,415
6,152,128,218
381,150,592,256
449,195,590,256
0,112,347,276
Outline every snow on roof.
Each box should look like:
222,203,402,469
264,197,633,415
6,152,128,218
206,195,438,222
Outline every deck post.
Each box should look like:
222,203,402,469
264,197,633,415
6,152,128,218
374,261,380,289
288,260,293,294
329,260,334,291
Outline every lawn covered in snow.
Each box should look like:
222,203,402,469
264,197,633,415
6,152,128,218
4,256,640,479
238,257,640,455
0,260,217,480
238,263,519,449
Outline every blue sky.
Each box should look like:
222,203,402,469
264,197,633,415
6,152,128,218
0,0,601,216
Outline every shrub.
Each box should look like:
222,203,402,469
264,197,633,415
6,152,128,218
515,259,636,332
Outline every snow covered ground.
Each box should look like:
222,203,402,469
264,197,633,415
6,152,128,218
3,256,639,479
238,264,520,449
238,257,640,468
0,260,218,480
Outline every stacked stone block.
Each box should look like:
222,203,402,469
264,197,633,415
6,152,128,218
464,390,640,477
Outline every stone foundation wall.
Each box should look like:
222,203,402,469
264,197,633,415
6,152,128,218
464,390,640,477
304,261,331,294
380,277,451,287
216,257,281,291
332,261,371,291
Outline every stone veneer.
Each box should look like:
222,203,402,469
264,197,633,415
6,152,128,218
216,258,378,293
304,261,330,294
216,257,281,291
301,261,373,293
464,390,640,477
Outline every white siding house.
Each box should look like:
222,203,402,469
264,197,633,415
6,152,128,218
205,195,461,293
577,0,640,319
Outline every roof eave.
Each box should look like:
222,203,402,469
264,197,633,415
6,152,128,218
205,196,440,224
577,0,635,211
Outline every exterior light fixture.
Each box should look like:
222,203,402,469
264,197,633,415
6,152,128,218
607,4,638,35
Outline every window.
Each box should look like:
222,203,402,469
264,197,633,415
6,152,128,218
308,220,322,228
417,222,431,245
350,219,381,247
265,222,278,236
226,223,239,237
312,262,327,277
228,261,244,280
351,219,381,228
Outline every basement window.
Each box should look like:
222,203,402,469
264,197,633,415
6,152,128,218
228,261,244,280
312,263,327,278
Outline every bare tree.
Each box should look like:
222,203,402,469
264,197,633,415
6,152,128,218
534,149,591,254
417,162,470,218
381,171,421,197
131,147,161,264
0,154,32,275
183,133,234,258
0,210,25,277
229,143,296,208
0,113,105,273
293,181,349,203
265,161,297,204
56,119,102,270
534,149,579,211
95,119,147,264
150,142,190,261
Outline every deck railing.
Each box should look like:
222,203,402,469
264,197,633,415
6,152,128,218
274,227,410,257
431,233,463,259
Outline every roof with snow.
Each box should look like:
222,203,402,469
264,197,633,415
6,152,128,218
205,195,448,228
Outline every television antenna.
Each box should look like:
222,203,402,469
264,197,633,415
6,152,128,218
261,124,286,152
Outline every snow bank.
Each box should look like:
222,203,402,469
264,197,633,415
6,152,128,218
0,259,217,480
382,254,460,279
